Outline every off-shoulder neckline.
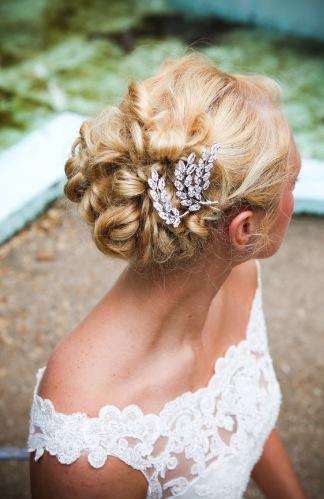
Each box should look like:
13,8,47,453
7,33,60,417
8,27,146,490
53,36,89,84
33,260,262,420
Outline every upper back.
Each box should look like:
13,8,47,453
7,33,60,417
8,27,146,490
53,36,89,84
28,259,281,499
35,258,259,416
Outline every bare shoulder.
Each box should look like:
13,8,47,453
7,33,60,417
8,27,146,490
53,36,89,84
29,451,149,499
37,324,130,415
33,333,149,498
37,334,95,415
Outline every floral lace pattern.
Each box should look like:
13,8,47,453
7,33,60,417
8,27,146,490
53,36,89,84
27,260,282,498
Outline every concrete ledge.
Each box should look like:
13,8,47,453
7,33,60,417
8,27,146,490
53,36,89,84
0,447,29,461
293,158,324,215
0,112,85,245
0,114,323,246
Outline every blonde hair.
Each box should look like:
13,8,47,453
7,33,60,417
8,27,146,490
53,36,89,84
64,51,291,270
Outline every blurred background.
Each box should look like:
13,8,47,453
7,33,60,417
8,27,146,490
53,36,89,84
0,1,323,498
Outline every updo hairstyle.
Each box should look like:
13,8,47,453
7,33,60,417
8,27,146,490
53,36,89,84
64,52,291,270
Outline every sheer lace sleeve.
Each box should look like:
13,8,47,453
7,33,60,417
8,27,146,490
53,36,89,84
28,352,282,498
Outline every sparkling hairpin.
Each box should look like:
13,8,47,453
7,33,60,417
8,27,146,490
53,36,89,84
147,143,221,227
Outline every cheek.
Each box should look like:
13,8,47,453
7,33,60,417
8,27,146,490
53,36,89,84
283,187,294,219
259,184,295,258
276,186,294,234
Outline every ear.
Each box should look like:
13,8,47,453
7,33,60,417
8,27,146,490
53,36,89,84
228,209,259,251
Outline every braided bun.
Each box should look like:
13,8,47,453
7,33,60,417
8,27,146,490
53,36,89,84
64,51,291,270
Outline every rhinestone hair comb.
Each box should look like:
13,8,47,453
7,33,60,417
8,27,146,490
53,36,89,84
147,143,221,227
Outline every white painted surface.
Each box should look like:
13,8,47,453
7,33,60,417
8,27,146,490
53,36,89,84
0,112,85,244
0,112,85,221
293,158,324,215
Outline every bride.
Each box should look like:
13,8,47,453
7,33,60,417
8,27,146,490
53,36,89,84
28,52,307,498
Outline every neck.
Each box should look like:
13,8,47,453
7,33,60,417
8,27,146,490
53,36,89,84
106,244,238,354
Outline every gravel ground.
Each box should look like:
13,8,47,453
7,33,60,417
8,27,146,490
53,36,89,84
0,197,323,499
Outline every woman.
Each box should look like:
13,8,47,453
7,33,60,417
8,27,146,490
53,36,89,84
27,52,307,498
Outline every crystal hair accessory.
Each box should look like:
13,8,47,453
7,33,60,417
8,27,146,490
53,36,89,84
148,143,221,227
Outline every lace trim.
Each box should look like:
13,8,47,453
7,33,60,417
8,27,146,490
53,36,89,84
27,259,282,498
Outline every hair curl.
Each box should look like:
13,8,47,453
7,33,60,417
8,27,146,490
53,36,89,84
64,51,291,270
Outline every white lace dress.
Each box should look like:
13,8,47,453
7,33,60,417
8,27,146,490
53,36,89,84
27,259,282,498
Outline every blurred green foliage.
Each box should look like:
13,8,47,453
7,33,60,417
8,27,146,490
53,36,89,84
0,0,323,158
